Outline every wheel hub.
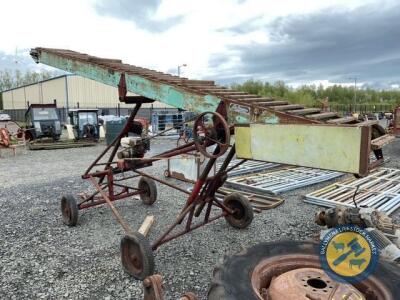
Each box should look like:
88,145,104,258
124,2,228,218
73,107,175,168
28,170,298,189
61,199,70,221
124,242,143,274
268,268,364,300
251,254,392,300
230,201,245,219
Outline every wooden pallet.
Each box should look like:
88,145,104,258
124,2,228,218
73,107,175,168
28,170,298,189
28,140,97,150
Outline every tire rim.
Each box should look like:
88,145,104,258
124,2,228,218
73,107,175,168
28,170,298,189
141,182,150,202
250,254,392,300
122,239,143,276
227,200,245,220
61,198,71,223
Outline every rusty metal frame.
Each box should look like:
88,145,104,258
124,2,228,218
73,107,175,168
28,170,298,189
75,75,385,256
74,74,240,252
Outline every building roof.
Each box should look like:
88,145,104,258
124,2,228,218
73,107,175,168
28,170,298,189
28,103,57,109
68,108,99,112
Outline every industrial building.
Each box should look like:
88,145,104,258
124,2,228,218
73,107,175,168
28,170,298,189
0,74,176,122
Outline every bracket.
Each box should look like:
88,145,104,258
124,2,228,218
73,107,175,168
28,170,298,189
118,73,155,104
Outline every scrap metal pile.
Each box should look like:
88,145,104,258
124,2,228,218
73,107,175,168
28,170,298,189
305,168,400,214
29,47,394,284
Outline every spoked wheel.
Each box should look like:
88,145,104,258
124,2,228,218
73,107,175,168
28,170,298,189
60,194,79,226
121,232,155,280
193,111,230,158
208,240,399,300
223,193,253,229
138,177,157,205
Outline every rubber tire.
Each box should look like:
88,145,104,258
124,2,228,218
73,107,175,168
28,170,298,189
207,240,400,300
120,232,155,280
372,124,386,160
138,177,157,205
223,193,253,229
24,130,33,141
60,194,79,226
372,124,386,139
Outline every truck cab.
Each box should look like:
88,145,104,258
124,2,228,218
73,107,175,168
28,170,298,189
68,109,99,141
25,104,61,140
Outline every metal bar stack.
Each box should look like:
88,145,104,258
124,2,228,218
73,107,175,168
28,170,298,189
304,168,400,215
216,158,280,176
225,166,343,195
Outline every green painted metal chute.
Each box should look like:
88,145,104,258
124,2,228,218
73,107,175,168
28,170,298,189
29,47,390,175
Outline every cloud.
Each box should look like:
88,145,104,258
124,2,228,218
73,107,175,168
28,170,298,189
209,2,400,87
94,0,183,32
0,49,65,75
0,50,41,72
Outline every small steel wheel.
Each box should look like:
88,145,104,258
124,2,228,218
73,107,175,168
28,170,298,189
121,232,155,280
163,170,170,178
223,193,253,229
60,194,79,226
138,177,157,205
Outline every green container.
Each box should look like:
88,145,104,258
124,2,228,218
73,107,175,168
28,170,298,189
105,118,126,145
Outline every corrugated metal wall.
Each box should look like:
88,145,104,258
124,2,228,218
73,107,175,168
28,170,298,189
1,75,175,110
67,75,116,109
42,77,66,105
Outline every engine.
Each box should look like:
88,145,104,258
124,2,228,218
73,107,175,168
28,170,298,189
117,136,150,159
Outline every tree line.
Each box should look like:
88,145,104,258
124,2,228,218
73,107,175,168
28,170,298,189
1,70,399,112
0,69,57,92
231,80,400,108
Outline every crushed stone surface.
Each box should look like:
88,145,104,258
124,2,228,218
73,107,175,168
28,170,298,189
0,138,399,299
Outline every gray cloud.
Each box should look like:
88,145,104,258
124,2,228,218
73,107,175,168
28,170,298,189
94,0,183,32
210,3,400,87
208,54,232,69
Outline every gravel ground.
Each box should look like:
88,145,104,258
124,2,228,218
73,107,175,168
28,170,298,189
1,138,399,299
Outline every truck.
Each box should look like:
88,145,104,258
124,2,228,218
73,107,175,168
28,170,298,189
25,104,61,141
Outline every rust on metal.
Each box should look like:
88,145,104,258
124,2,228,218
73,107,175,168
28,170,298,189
36,48,392,279
192,111,231,158
216,187,284,211
268,268,364,300
142,275,198,300
0,128,11,147
29,47,347,126
179,292,198,300
143,274,164,300
250,254,392,300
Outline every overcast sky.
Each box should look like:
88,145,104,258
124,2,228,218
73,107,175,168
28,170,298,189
0,0,399,88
